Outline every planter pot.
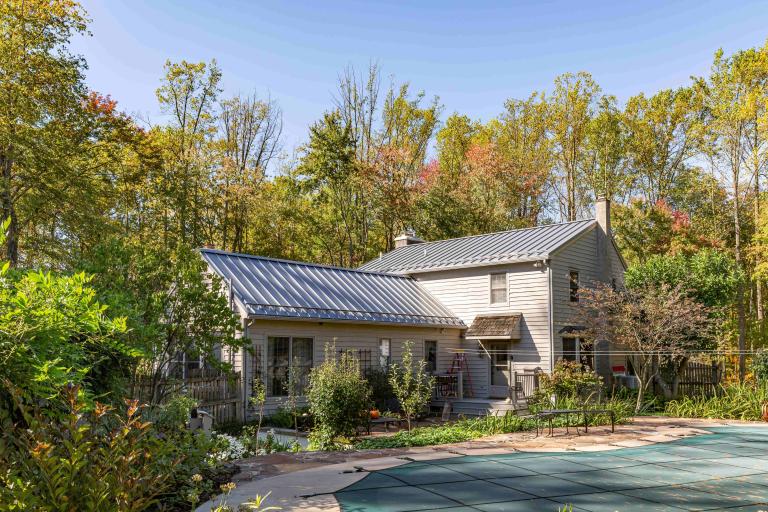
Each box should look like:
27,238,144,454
762,402,768,422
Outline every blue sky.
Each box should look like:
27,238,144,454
73,0,768,157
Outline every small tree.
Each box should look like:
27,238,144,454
307,345,371,450
249,377,267,442
283,357,302,443
573,283,713,413
389,341,435,431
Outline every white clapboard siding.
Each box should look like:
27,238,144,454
550,226,627,374
414,262,551,398
241,319,462,417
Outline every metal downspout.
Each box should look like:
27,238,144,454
547,259,555,373
241,317,248,422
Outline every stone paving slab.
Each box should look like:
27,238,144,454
195,418,768,512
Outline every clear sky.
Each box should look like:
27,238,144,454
72,0,768,158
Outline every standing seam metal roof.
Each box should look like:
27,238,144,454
358,219,596,273
199,249,464,328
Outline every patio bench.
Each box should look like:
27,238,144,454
366,416,405,434
534,408,615,437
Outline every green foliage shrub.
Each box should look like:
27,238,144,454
664,383,768,421
307,346,371,450
624,249,742,310
751,349,768,384
144,394,199,432
388,340,435,430
0,257,129,401
366,368,396,411
0,384,176,511
532,360,603,406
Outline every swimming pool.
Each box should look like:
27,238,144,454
335,426,768,511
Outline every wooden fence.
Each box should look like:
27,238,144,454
132,370,242,425
676,362,722,397
648,362,722,397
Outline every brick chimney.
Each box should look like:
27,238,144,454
394,229,424,249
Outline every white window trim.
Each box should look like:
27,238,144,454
489,272,508,305
379,338,392,368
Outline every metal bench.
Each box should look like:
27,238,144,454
535,408,615,437
367,416,405,434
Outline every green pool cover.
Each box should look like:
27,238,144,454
335,427,768,511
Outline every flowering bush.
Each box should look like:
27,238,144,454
210,432,247,461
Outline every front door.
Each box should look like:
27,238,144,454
489,341,512,398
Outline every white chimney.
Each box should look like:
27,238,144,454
595,197,612,280
596,197,611,237
394,229,424,249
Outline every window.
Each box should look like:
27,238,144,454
267,336,313,397
424,340,437,374
561,337,594,370
168,351,202,379
490,273,507,304
569,271,580,302
379,338,391,368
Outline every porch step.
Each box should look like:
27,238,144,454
432,398,529,418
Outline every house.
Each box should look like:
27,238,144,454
202,198,626,419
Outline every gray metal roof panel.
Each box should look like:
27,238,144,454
200,249,464,328
359,219,596,273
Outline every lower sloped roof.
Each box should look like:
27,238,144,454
200,249,464,328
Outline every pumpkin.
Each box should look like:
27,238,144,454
762,402,768,422
370,409,380,419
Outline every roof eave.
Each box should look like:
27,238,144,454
377,255,551,275
246,313,466,330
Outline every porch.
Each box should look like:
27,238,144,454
431,369,541,417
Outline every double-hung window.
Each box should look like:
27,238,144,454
379,338,391,368
569,271,580,303
562,337,594,370
490,273,507,304
267,336,313,397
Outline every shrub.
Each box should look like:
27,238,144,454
752,349,768,384
366,368,396,411
0,384,176,511
210,432,248,462
144,394,198,432
307,345,371,450
389,340,435,430
532,360,602,407
664,383,768,421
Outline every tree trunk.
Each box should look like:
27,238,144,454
0,153,18,266
754,131,763,323
734,174,747,382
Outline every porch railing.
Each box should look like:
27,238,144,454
514,370,541,399
433,371,463,399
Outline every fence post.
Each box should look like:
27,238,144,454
457,371,463,400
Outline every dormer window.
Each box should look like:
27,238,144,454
490,273,507,304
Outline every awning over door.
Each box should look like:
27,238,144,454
465,313,522,340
